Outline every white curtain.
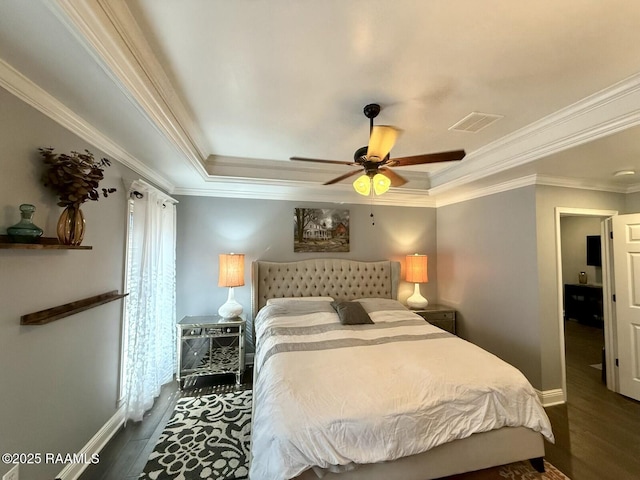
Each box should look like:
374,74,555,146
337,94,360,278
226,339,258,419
123,182,177,422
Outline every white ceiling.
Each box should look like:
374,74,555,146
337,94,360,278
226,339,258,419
1,0,640,206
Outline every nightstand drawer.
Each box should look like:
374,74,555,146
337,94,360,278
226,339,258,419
420,311,454,321
427,318,455,334
413,306,456,335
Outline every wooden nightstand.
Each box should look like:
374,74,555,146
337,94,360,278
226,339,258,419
413,305,456,334
176,314,246,389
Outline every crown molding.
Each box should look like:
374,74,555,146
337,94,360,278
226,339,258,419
178,170,639,208
435,175,538,207
205,155,433,189
51,0,210,178
173,176,437,207
435,173,637,207
430,72,640,194
534,174,631,193
0,57,175,192
177,171,640,208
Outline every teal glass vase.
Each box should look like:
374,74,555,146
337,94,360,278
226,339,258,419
7,204,44,244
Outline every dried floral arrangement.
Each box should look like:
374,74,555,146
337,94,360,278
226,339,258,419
39,147,117,207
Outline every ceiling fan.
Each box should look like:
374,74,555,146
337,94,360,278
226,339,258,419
290,103,466,196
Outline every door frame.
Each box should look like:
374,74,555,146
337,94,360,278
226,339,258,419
602,217,619,392
554,207,618,401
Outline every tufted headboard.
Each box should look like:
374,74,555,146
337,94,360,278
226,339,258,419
251,258,400,319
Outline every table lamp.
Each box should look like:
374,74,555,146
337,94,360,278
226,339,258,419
406,253,429,309
218,253,245,319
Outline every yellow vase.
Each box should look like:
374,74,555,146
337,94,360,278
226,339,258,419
57,205,85,246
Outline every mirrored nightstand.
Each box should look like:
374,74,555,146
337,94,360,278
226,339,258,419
177,314,246,389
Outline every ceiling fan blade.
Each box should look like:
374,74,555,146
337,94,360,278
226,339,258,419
367,126,399,161
323,170,362,185
389,149,466,167
378,167,407,187
290,156,355,166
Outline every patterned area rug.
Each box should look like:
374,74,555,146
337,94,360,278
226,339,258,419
440,459,570,479
141,389,569,480
139,390,251,480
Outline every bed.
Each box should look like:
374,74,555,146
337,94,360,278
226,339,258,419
249,259,553,480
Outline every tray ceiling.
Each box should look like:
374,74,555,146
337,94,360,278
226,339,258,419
1,0,640,206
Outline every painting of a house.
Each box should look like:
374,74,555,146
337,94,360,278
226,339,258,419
294,208,349,252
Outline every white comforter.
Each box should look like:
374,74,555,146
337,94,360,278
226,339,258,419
249,299,554,480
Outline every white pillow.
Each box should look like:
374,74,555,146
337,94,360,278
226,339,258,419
267,296,334,305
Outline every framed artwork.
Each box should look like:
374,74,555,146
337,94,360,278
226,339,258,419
294,208,349,252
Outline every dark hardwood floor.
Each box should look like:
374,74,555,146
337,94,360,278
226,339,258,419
544,320,640,480
78,372,253,480
82,321,640,480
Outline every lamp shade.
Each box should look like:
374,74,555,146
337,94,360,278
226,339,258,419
372,173,391,195
406,254,428,283
367,126,399,160
353,174,371,196
218,253,245,287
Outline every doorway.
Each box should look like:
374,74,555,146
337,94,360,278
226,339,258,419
554,207,618,401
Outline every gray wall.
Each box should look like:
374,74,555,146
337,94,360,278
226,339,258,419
534,185,625,391
437,184,628,392
437,184,629,393
624,191,640,213
436,186,543,387
175,195,438,346
0,87,128,479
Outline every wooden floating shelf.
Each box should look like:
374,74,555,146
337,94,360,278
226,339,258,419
21,290,128,325
0,235,92,250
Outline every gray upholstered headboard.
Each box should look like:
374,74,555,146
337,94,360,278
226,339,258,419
251,258,400,319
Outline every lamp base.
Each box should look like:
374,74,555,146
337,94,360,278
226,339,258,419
218,287,243,319
407,283,428,309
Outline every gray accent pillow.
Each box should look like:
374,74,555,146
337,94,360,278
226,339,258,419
331,301,374,325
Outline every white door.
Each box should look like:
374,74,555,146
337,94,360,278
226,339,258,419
612,213,640,401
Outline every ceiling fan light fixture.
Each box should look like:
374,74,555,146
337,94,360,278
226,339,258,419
372,173,391,195
290,103,464,192
353,174,371,196
367,126,399,160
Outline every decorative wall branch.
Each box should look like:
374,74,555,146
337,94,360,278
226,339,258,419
21,290,128,325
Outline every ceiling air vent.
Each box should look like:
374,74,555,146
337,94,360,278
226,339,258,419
449,112,503,133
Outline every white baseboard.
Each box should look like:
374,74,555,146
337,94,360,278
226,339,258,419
56,406,126,480
536,388,566,407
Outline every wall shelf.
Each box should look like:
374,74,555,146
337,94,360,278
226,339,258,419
0,235,92,250
21,290,128,325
